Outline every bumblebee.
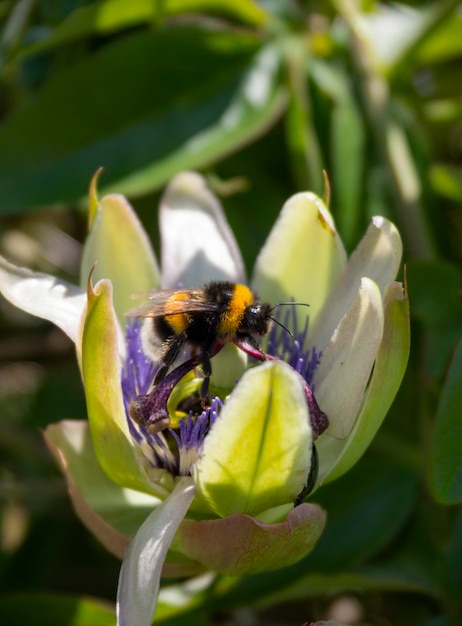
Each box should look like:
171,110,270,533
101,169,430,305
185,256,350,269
126,280,302,398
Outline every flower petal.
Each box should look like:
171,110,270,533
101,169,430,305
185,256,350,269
193,360,312,517
44,420,160,557
252,192,347,325
312,277,384,440
0,255,86,343
173,502,326,575
310,216,402,353
80,193,160,321
82,274,170,496
159,172,246,288
209,343,247,393
317,281,410,484
116,476,195,626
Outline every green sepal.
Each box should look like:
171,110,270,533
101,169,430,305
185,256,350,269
173,502,326,575
88,167,103,230
318,281,410,484
82,273,170,496
44,420,160,548
313,277,384,440
81,192,160,322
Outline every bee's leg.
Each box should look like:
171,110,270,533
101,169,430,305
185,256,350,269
200,351,212,405
294,444,318,506
153,335,185,385
153,364,169,385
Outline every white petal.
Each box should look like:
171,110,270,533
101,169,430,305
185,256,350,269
313,277,384,440
310,216,401,353
116,477,195,626
0,255,85,343
160,172,246,288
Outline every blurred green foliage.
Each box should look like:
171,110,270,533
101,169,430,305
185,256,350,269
0,0,461,625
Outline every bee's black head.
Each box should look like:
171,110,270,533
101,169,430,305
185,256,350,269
241,301,272,336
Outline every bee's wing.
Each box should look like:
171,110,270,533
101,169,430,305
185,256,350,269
125,289,219,318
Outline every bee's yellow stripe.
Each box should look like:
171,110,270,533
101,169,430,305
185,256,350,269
165,293,190,333
218,284,253,336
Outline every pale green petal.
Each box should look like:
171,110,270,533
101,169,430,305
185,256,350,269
252,192,347,326
159,172,246,288
44,420,160,554
310,216,402,352
116,476,195,626
193,360,312,517
209,343,247,392
0,255,85,343
317,281,410,485
312,277,384,440
80,193,160,321
82,275,171,497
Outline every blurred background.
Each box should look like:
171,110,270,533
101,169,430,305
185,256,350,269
0,1,461,625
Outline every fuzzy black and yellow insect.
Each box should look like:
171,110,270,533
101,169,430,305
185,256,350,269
125,280,305,399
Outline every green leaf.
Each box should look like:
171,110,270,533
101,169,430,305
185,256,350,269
238,570,434,608
19,0,268,58
111,41,286,201
307,622,349,626
355,498,445,597
407,261,462,327
444,506,462,600
0,28,285,213
331,94,365,249
430,339,462,503
412,2,462,66
309,58,366,249
210,460,419,608
0,593,115,626
430,163,462,201
424,99,462,124
421,618,451,626
283,37,324,193
305,460,419,571
407,260,462,379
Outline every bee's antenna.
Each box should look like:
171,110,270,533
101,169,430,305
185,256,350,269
269,315,294,339
269,302,309,340
271,302,310,310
